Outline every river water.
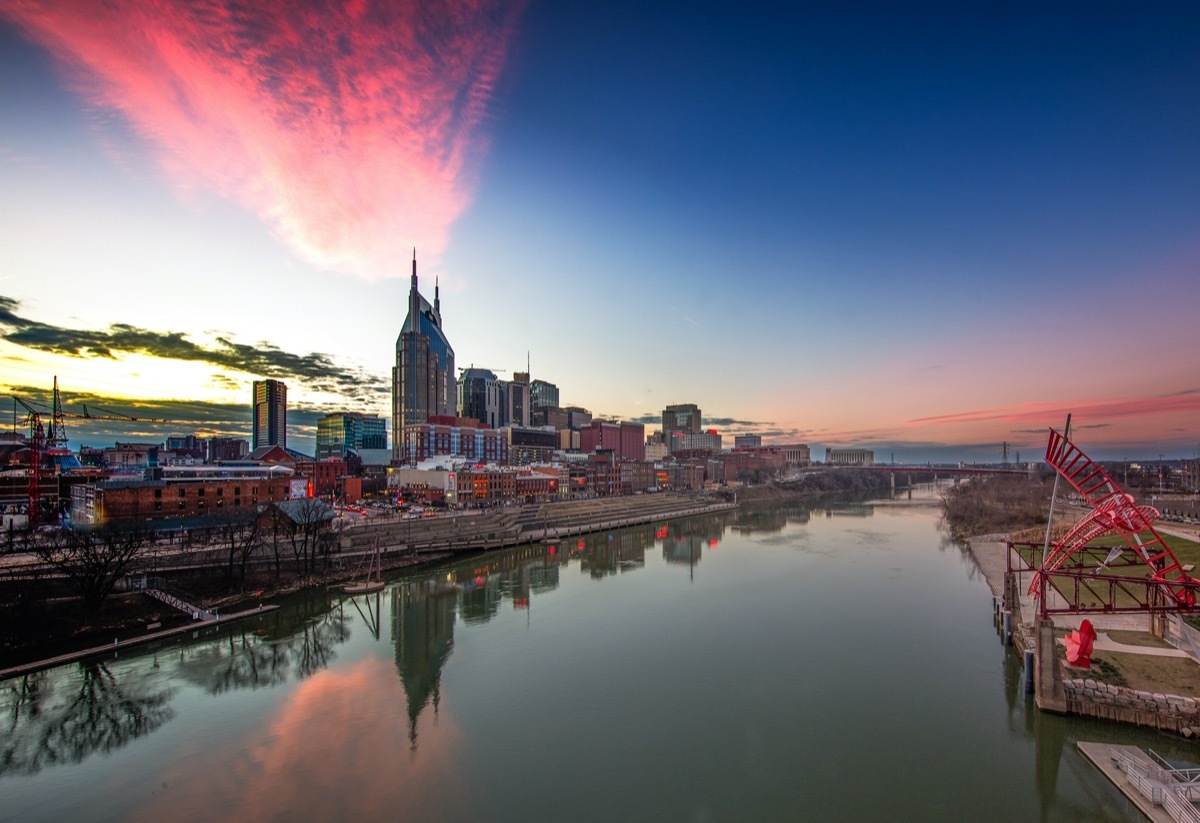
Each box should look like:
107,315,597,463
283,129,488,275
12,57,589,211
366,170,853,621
2,487,1195,821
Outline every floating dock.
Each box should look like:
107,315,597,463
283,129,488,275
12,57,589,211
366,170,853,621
1078,741,1200,823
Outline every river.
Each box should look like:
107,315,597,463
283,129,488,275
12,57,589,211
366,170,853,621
2,486,1194,821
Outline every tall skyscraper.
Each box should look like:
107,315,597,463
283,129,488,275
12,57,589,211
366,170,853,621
393,252,455,459
252,379,287,450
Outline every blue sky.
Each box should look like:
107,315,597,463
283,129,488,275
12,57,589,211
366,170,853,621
1,1,1198,462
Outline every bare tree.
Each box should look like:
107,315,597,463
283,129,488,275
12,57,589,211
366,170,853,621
212,510,261,587
265,499,336,578
33,525,151,616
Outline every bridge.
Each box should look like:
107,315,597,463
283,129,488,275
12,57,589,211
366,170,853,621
848,465,1032,477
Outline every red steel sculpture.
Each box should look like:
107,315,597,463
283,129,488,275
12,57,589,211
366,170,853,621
1030,428,1197,607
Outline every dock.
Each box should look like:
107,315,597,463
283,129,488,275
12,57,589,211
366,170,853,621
1078,741,1200,823
0,604,280,681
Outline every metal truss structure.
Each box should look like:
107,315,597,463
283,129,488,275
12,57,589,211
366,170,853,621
1010,542,1198,614
1025,428,1199,613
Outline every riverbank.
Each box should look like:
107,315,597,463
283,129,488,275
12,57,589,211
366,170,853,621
0,492,733,671
962,530,1200,714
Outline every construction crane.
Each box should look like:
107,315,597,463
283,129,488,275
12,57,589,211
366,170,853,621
12,397,44,527
458,364,510,376
77,404,168,423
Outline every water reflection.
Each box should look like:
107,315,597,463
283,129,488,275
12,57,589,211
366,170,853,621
661,513,729,576
731,496,889,534
1,662,175,776
393,580,456,750
175,596,352,694
824,502,875,517
576,525,653,579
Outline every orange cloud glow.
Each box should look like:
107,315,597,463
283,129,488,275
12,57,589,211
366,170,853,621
2,0,525,279
131,657,472,821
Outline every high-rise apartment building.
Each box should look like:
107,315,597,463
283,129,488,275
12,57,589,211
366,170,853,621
393,252,455,459
252,379,287,450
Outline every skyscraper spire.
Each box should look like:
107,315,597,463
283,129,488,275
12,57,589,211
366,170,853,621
434,275,440,315
411,247,417,286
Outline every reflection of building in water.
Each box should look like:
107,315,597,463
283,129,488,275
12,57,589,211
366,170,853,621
660,514,730,575
459,573,503,624
823,504,875,518
392,580,457,749
575,525,654,579
662,534,703,567
449,544,566,619
733,507,788,534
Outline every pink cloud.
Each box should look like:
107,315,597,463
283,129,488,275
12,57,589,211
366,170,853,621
130,657,473,821
2,0,525,280
908,391,1200,427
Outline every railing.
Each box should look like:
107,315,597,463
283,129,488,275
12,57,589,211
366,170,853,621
1114,749,1200,823
1172,616,1200,664
145,588,214,621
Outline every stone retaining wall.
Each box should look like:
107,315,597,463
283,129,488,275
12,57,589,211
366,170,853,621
1063,677,1199,736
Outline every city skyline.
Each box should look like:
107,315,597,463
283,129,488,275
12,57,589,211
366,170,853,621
2,2,1198,462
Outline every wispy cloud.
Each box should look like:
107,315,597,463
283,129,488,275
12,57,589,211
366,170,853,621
0,295,386,397
8,383,343,447
1,0,526,279
668,306,702,327
909,393,1200,427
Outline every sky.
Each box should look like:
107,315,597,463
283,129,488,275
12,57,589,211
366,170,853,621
1,0,1198,463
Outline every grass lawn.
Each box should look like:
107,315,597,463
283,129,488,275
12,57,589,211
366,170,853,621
1091,530,1200,570
1086,652,1200,696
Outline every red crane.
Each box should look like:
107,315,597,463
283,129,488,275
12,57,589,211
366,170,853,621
13,397,44,527
11,385,172,526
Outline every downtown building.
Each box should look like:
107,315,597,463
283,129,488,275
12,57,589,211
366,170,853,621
458,367,503,428
316,412,387,459
393,253,455,460
399,415,508,465
826,448,875,466
252,379,287,450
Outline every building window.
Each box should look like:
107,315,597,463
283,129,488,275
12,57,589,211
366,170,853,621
178,501,185,510
234,487,241,496
154,502,162,512
178,488,186,498
198,500,205,508
154,489,162,499
198,488,205,497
